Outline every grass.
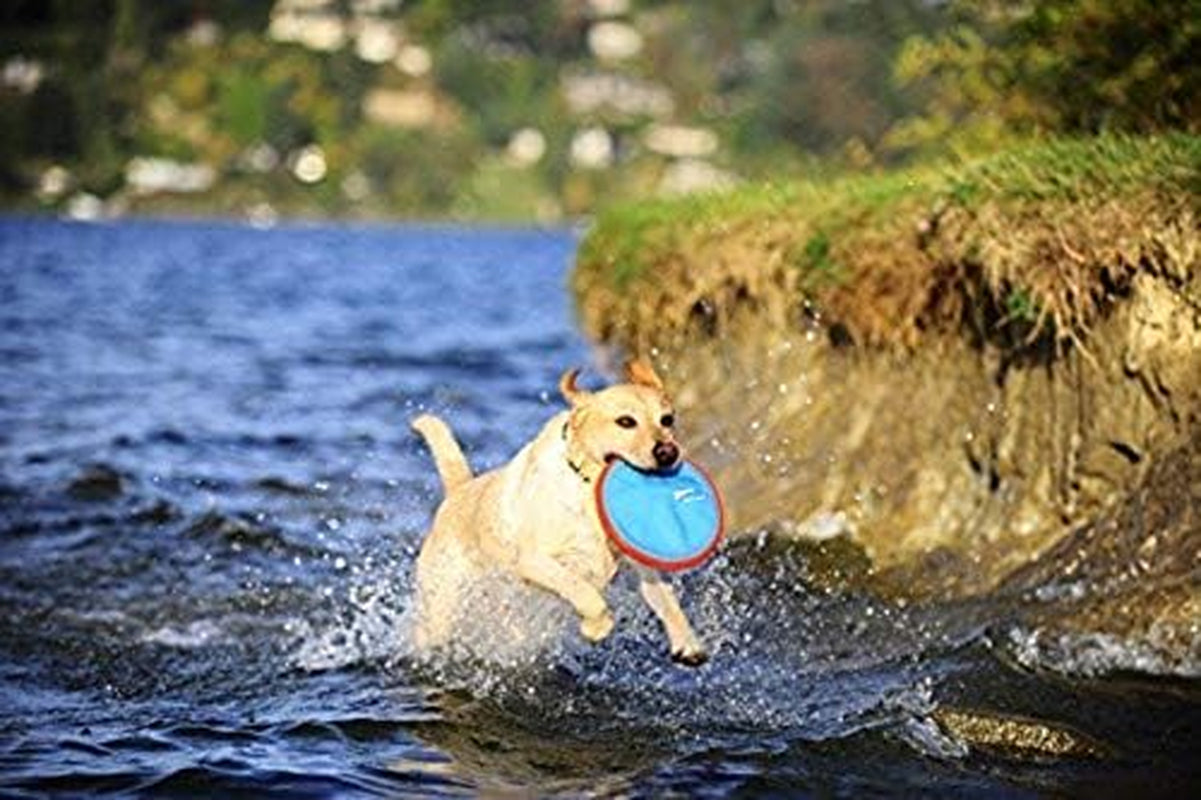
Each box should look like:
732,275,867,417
574,133,1200,352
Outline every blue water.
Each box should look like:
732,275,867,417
1,217,1197,797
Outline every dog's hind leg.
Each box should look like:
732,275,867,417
413,598,453,652
413,540,473,652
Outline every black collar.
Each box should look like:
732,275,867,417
562,422,595,484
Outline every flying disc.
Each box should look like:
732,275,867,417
595,459,724,572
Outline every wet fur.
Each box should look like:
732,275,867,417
411,361,707,665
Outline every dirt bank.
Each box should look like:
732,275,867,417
573,135,1200,666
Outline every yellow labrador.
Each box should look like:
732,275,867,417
411,360,707,665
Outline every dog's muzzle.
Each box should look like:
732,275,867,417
652,441,680,469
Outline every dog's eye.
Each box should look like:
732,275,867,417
660,414,675,428
616,416,638,429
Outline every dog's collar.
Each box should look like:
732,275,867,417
561,421,600,484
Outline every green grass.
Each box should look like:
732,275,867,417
582,133,1199,290
953,133,1201,203
574,133,1200,350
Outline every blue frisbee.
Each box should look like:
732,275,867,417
595,459,725,572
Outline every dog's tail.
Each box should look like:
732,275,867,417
411,414,472,492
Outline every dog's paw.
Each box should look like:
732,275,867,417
671,647,708,667
579,609,615,643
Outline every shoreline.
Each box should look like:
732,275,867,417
572,133,1201,672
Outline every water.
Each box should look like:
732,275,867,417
1,217,1198,797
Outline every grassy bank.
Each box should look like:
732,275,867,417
575,134,1199,354
572,134,1200,649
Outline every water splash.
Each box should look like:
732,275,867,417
283,530,988,752
290,557,416,673
1004,625,1201,679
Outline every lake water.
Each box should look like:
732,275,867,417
1,218,1197,797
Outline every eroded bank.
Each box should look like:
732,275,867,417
572,135,1200,671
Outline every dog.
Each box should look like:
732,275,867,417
410,360,708,665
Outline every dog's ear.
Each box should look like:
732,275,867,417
624,358,664,391
559,368,589,407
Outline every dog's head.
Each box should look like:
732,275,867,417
560,359,681,474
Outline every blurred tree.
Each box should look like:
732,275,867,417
3,0,1192,216
716,0,940,163
138,32,358,167
0,0,272,192
406,0,580,58
886,0,1201,158
355,124,480,214
434,37,561,147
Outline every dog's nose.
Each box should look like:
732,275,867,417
653,441,680,468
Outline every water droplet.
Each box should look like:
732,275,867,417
334,556,347,570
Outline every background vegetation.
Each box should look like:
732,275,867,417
0,0,1196,221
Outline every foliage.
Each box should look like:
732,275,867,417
433,36,561,147
451,159,554,221
405,0,573,55
355,124,481,215
136,33,352,165
737,0,939,159
0,1,1197,217
886,0,1201,159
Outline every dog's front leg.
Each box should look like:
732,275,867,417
516,550,614,642
637,567,707,666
